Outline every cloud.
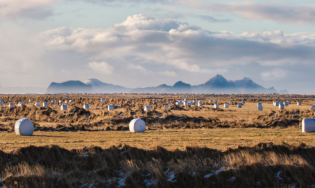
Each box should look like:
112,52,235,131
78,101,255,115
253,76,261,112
159,70,177,77
261,69,288,81
196,15,230,23
127,64,146,72
87,62,114,74
209,2,315,24
41,14,315,72
0,0,61,19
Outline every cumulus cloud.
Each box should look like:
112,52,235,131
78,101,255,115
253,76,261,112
209,2,315,24
41,14,315,73
87,62,114,74
0,0,61,19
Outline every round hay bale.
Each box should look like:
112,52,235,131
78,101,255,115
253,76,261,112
129,119,146,133
61,104,68,110
224,104,229,108
15,118,34,136
108,104,114,111
83,104,89,109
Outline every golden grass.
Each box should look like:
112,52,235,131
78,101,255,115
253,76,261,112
0,127,313,152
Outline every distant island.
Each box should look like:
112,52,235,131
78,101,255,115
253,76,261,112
47,74,281,94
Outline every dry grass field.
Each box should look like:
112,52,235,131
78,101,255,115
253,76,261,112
0,94,315,187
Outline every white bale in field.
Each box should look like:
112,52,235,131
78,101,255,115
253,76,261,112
183,101,187,106
230,100,233,103
297,102,301,106
0,101,3,106
34,102,40,107
108,104,114,111
224,104,229,108
65,100,69,103
187,102,193,106
273,101,279,106
214,104,219,109
242,100,245,103
288,101,291,104
258,105,263,111
209,100,213,103
279,103,284,109
176,101,182,106
59,100,63,103
83,104,89,109
100,98,105,102
18,102,25,107
215,100,218,103
184,98,187,102
311,105,315,111
284,101,289,106
197,101,202,106
237,103,242,108
163,106,169,110
144,106,151,111
60,105,67,110
15,118,34,136
29,99,33,102
43,102,48,107
193,100,196,103
129,119,146,133
257,102,262,106
167,102,171,105
8,103,14,108
302,118,315,132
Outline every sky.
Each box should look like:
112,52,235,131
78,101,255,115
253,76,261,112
0,0,315,93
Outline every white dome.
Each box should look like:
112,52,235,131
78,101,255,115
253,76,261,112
129,119,146,133
34,102,40,107
61,104,67,110
59,100,63,103
83,104,89,109
15,118,34,136
108,104,114,111
297,102,301,106
18,102,25,107
197,101,202,106
43,102,48,107
224,104,229,108
65,100,69,103
214,104,219,109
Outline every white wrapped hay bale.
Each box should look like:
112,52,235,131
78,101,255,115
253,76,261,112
284,101,289,106
302,118,315,132
8,103,14,108
224,104,229,108
167,102,171,105
18,102,25,107
273,101,279,106
144,106,151,111
176,101,182,106
34,102,40,107
209,100,213,103
279,103,284,110
214,100,218,103
108,104,114,111
15,118,34,136
43,102,48,107
311,105,315,111
237,103,242,108
197,101,203,106
242,100,245,103
59,100,63,103
83,104,89,109
65,100,69,103
129,119,146,133
257,102,262,106
193,100,196,104
100,98,105,102
230,100,233,103
258,105,263,111
183,101,187,106
0,101,3,106
60,104,67,110
214,104,219,109
29,99,33,102
297,102,301,106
